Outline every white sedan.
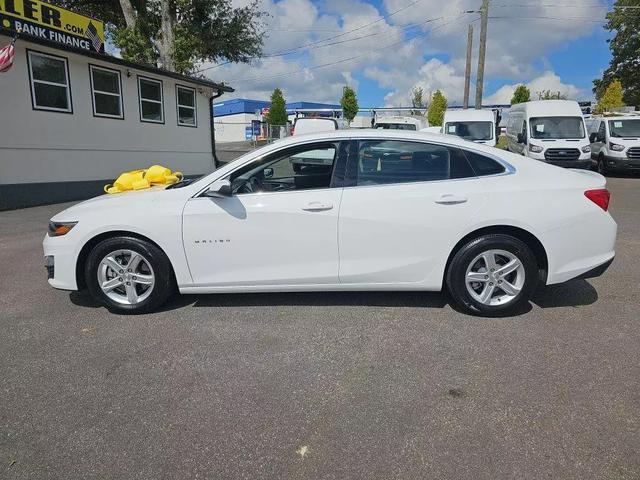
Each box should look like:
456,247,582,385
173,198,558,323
43,131,617,317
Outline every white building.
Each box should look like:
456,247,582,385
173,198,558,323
0,2,231,210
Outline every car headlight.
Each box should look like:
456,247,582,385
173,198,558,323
609,142,625,152
48,221,77,237
529,144,543,153
582,145,591,153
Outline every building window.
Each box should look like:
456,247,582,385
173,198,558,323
138,76,164,123
27,50,72,113
176,85,197,127
89,65,123,119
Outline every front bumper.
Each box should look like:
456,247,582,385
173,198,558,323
527,151,592,169
546,159,592,169
43,234,79,291
603,154,640,172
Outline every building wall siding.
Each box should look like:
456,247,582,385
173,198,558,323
0,36,217,209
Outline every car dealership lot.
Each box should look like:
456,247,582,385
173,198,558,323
1,177,639,479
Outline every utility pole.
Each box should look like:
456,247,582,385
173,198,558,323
475,0,489,109
463,24,473,109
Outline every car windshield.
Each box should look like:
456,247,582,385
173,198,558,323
375,123,417,130
445,121,493,141
609,119,640,138
530,116,585,139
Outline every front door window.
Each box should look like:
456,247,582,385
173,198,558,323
230,144,338,194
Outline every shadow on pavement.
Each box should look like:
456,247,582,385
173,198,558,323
531,279,598,308
190,291,449,309
69,279,599,315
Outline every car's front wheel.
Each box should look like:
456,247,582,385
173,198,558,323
597,154,609,176
446,234,539,316
84,236,175,314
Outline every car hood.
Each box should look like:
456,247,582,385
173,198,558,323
51,186,181,222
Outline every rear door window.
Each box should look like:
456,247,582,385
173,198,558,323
463,150,506,176
350,140,475,186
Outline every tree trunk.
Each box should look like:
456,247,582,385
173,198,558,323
157,0,175,71
118,0,137,28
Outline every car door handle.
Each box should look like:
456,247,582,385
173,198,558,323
435,194,468,205
302,202,333,212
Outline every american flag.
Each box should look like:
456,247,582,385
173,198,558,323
0,41,15,73
86,21,103,52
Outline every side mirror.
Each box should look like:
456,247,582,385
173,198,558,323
204,179,231,198
589,133,598,143
517,132,525,144
264,168,274,179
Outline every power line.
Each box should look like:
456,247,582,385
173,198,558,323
489,15,606,23
264,0,427,56
225,15,469,85
491,3,640,8
195,10,469,74
194,0,434,74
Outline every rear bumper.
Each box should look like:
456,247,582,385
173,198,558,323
573,256,614,280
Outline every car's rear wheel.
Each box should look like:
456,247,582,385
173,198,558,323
446,234,538,316
85,236,175,314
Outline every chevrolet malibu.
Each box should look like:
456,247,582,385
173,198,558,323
43,131,617,317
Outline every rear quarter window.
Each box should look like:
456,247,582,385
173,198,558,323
463,150,506,176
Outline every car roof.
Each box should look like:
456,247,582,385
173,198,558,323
270,129,502,154
599,116,640,121
444,109,494,122
510,100,583,117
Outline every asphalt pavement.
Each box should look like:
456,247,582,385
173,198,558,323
0,176,638,479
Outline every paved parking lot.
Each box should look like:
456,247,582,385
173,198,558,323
1,176,639,479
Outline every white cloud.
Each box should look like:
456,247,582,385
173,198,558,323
208,0,605,105
485,71,584,104
366,58,469,107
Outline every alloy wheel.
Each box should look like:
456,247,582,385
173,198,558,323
97,249,155,305
465,249,526,306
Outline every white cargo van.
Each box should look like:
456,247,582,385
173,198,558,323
506,100,591,169
589,114,640,175
374,116,428,131
442,109,496,147
291,117,348,136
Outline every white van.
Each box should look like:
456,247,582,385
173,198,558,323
442,109,496,147
506,100,591,169
374,116,428,131
589,115,640,175
291,117,348,136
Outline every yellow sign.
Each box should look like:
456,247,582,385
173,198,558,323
0,0,105,53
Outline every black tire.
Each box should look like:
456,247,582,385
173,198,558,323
84,236,175,314
597,154,608,176
446,234,539,317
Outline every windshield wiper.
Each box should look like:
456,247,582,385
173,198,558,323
166,177,199,189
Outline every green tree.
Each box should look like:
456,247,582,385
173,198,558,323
593,1,640,107
427,90,447,126
50,0,265,74
595,79,625,113
411,86,425,114
341,86,359,124
510,85,531,104
266,88,287,126
537,90,568,100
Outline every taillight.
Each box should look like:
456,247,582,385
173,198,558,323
584,189,610,211
290,127,295,136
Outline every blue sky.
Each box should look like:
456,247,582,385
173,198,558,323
214,0,615,106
